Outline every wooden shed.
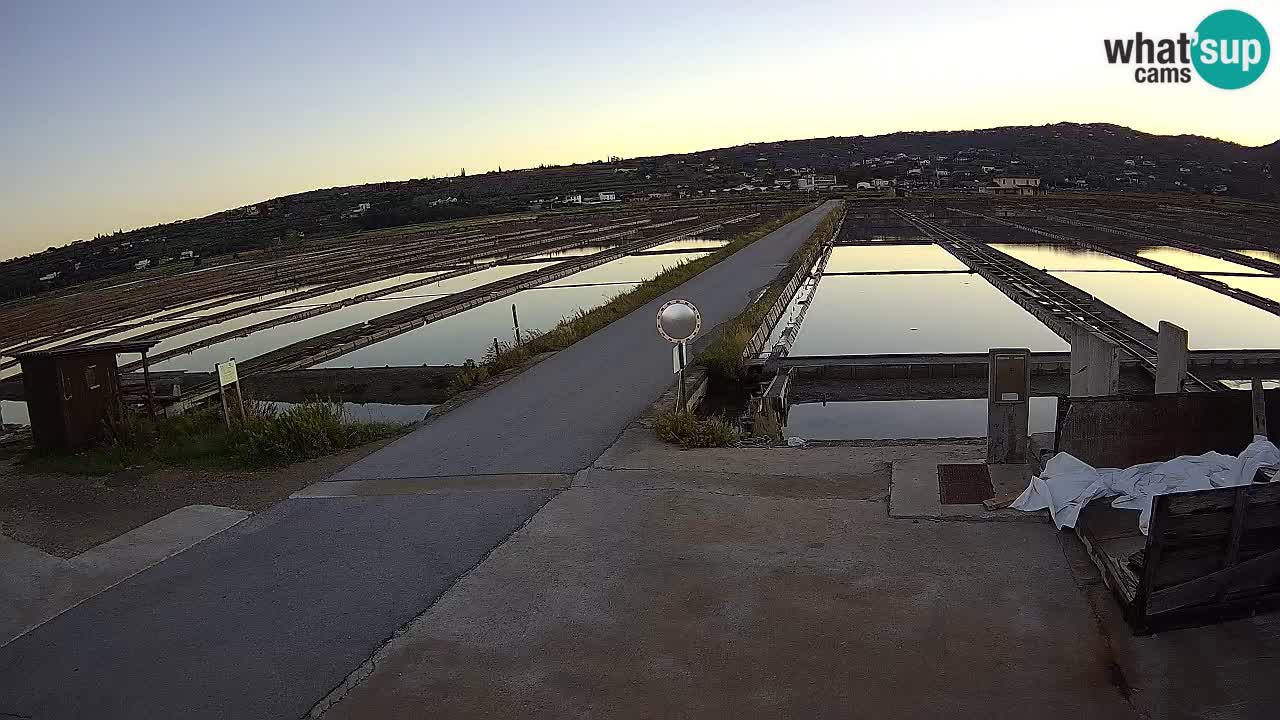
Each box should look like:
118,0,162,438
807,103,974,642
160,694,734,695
15,341,159,451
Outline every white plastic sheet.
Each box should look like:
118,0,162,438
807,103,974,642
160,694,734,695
1011,436,1280,534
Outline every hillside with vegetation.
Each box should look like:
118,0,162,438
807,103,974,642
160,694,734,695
3,122,1277,303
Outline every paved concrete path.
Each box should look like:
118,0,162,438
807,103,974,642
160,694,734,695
319,441,1138,719
334,201,838,479
0,203,835,720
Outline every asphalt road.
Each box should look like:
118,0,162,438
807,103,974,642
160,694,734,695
0,202,836,720
334,201,838,479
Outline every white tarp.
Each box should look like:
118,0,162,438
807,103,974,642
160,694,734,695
1011,435,1280,534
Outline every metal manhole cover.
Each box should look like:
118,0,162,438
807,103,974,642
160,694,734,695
938,464,994,505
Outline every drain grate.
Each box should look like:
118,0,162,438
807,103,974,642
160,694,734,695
938,464,994,505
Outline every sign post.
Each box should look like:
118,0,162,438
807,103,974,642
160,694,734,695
656,299,701,412
215,360,245,428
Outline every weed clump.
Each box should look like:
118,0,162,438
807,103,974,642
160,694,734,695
22,399,407,475
653,410,738,448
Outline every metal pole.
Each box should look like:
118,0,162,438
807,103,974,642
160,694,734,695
236,381,247,422
677,341,687,411
141,349,156,417
512,304,521,345
493,337,501,359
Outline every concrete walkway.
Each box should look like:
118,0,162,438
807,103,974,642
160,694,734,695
321,434,1135,719
0,203,836,720
334,201,837,479
319,416,1280,720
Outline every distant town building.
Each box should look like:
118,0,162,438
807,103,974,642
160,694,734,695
180,250,196,260
562,194,583,205
597,190,617,202
39,271,60,282
983,176,1042,196
134,259,152,270
796,174,837,191
343,202,372,219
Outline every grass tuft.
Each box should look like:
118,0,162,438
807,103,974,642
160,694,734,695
653,410,738,448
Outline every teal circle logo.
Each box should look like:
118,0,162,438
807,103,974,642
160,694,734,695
1193,9,1270,89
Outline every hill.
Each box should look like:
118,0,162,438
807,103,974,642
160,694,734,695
3,122,1277,303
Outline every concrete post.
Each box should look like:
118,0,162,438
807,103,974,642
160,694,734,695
1069,326,1091,398
1252,377,1268,437
1155,321,1189,394
987,348,1031,465
1085,334,1120,397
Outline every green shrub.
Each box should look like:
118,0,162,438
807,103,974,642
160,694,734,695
653,410,738,448
21,399,407,475
227,401,402,467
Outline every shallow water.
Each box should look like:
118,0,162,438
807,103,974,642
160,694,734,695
265,401,434,425
1232,249,1280,266
786,274,1068,355
1052,271,1280,349
986,243,1151,272
784,397,1058,440
823,244,967,273
1204,274,1280,304
1136,247,1265,275
275,272,448,310
154,251,699,372
315,282,638,368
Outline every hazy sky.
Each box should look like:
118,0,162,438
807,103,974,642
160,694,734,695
1,0,1276,260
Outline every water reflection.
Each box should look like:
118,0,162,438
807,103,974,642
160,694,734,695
788,274,1067,355
987,244,1151,272
152,252,696,371
641,238,727,253
316,282,637,367
784,397,1058,440
823,244,967,273
542,253,707,288
265,401,434,425
1052,271,1280,349
1137,247,1265,275
277,272,447,309
1203,274,1280,304
1232,249,1280,266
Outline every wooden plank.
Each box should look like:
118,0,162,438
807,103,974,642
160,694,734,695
1147,546,1280,615
1075,527,1139,605
1134,495,1167,622
1154,530,1280,589
1155,503,1280,541
1165,482,1280,514
1217,487,1251,602
1224,487,1250,569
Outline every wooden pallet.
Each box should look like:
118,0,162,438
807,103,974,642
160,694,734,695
1078,482,1280,634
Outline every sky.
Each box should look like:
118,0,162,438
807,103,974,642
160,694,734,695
1,0,1276,260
